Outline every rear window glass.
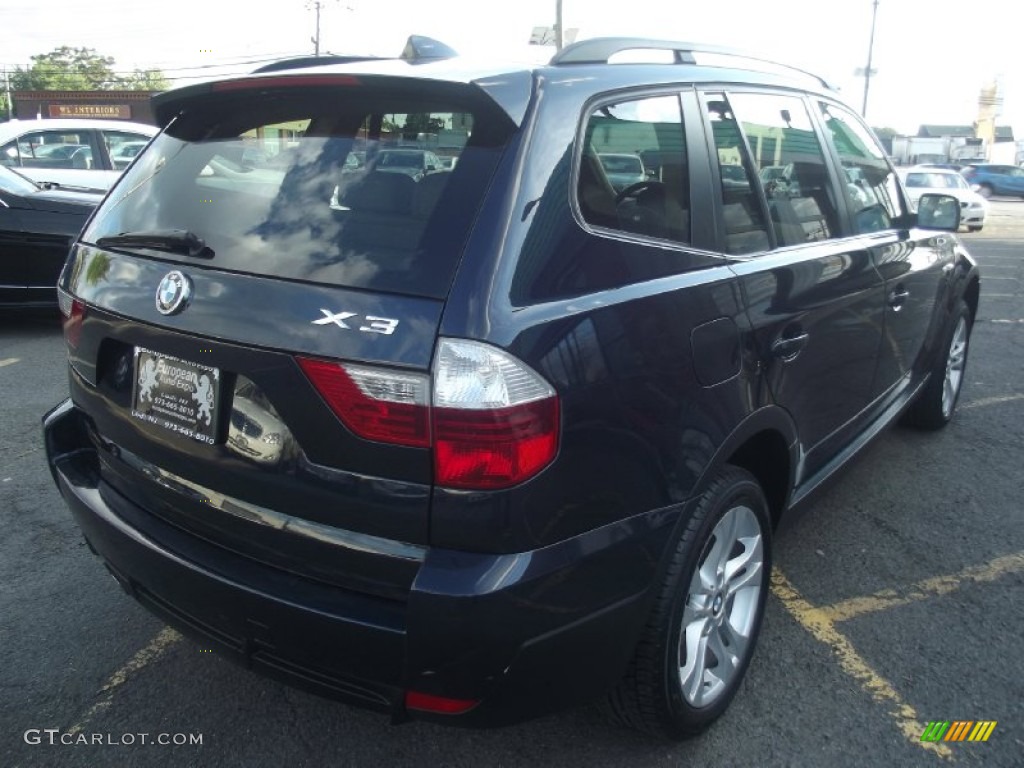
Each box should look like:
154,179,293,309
83,84,513,298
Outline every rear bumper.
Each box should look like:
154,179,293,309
44,399,673,727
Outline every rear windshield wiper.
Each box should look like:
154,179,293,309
96,229,214,259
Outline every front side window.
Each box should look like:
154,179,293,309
577,94,689,244
2,129,94,169
819,102,903,234
728,91,840,247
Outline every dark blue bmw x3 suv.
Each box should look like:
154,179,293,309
44,37,980,738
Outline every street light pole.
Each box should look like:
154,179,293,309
861,0,880,117
313,0,322,56
555,0,563,51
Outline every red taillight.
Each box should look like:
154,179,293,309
61,295,86,350
296,358,430,448
297,339,560,490
433,399,559,489
431,339,559,490
404,690,479,715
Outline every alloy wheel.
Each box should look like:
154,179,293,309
678,504,765,708
942,315,968,419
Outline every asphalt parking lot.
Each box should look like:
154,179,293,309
2,201,1022,768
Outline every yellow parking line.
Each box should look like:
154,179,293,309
821,552,1024,623
0,358,20,368
770,571,952,759
67,627,182,735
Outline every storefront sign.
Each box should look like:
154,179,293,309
48,104,132,119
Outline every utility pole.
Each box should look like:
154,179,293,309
311,0,323,56
555,0,563,51
2,67,12,121
861,0,880,117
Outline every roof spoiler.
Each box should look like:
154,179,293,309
252,54,383,73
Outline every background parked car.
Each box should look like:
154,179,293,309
372,148,444,180
598,152,647,192
0,166,101,307
960,163,1024,198
0,118,156,192
898,166,988,232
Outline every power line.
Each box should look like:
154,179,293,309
0,50,312,75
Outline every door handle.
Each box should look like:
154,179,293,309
771,332,810,361
889,286,910,310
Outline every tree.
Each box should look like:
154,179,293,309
12,47,119,90
120,69,170,91
10,47,169,91
401,113,445,140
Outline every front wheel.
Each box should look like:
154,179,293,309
902,301,972,429
604,466,771,739
967,225,983,233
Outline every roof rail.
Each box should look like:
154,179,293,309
549,37,834,90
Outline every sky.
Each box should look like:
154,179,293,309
1,0,1021,137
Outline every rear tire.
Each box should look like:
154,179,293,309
604,466,771,739
976,184,993,199
967,226,982,233
902,301,971,430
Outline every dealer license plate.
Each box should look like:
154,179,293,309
131,347,222,444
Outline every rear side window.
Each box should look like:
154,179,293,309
576,94,689,244
83,83,513,298
728,91,840,247
818,102,903,234
702,94,770,255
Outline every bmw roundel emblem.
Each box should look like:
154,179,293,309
155,271,193,315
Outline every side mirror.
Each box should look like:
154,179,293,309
916,193,960,231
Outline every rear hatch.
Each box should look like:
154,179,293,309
61,70,521,599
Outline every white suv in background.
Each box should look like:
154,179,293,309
0,118,156,193
898,166,988,232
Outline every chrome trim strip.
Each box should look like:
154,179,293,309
114,446,426,562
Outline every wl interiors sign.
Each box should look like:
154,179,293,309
48,104,131,119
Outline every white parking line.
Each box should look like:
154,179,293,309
0,358,20,368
